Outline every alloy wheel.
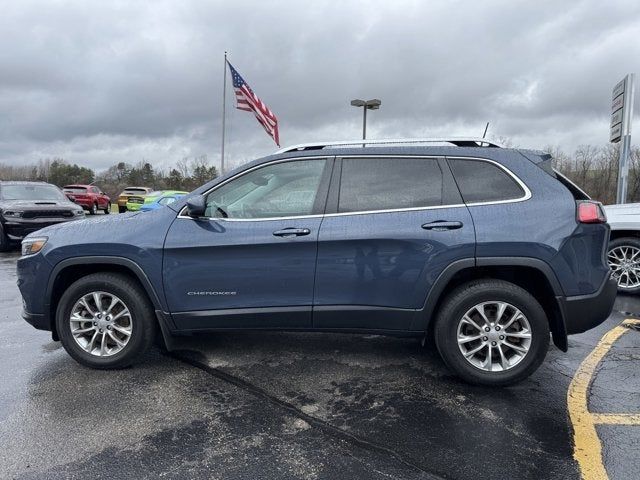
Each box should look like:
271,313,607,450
608,245,640,290
69,291,133,356
456,301,532,372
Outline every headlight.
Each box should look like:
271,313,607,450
3,210,23,218
74,209,85,216
21,237,48,256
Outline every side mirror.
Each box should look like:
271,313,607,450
185,194,207,218
66,194,76,203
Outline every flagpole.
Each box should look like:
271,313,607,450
220,51,228,175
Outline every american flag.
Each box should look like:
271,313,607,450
228,61,280,146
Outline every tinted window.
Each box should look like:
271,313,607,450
206,159,326,219
338,157,444,213
1,184,66,201
448,159,525,203
123,188,148,195
63,186,87,193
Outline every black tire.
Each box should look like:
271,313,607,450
89,203,97,215
434,279,550,386
118,206,127,214
607,237,640,294
104,202,111,214
56,272,157,369
0,224,11,252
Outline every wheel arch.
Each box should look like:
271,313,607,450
46,256,168,340
417,257,568,351
609,230,640,242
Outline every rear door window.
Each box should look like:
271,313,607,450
337,157,453,213
448,158,526,204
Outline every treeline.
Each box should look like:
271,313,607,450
548,144,640,205
1,145,639,204
0,156,218,200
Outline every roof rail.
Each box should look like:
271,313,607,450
275,137,503,154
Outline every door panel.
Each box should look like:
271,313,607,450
163,217,322,329
313,206,475,329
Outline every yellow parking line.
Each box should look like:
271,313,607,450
591,413,640,426
567,318,640,480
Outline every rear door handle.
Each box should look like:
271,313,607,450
273,228,311,237
421,221,463,231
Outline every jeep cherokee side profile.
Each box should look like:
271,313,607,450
17,138,617,386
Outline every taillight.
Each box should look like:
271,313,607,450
577,201,607,224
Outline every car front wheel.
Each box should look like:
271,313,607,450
56,272,157,369
0,224,10,252
434,279,549,386
607,237,640,294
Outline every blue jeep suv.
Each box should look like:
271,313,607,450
17,138,617,385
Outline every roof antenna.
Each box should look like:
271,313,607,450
482,122,490,139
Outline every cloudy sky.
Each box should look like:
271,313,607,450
1,0,639,173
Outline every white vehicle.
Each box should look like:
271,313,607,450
604,203,640,293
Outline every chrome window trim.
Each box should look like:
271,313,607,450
177,155,531,222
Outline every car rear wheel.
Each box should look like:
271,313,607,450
56,272,157,369
434,279,549,386
104,202,111,214
118,206,127,213
89,203,97,215
607,237,640,294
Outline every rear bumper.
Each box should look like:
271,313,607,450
558,274,617,335
74,200,93,208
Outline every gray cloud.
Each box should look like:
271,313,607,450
1,0,639,172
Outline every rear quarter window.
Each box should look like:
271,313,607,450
448,159,526,204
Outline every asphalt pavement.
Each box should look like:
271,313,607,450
0,232,638,479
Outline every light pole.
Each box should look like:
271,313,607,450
350,99,381,140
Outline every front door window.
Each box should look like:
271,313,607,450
205,159,327,219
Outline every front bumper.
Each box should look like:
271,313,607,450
3,217,79,241
22,309,50,331
126,203,143,211
559,274,618,335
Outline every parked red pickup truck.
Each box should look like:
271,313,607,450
62,185,111,215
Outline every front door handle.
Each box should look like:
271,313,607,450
273,228,311,237
421,220,463,231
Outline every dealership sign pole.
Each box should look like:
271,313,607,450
612,73,635,204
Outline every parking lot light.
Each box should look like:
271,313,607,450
350,98,381,140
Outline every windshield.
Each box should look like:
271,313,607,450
1,184,66,201
123,188,147,195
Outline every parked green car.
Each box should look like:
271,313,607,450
126,190,188,212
